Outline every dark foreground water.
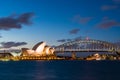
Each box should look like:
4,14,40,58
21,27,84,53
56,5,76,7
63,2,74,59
0,60,120,80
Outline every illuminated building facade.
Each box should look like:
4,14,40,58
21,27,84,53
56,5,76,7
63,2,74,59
21,41,55,56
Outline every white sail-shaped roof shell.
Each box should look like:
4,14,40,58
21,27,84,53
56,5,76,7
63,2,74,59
44,46,50,55
32,42,46,54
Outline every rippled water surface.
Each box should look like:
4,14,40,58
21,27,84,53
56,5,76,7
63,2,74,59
0,60,120,80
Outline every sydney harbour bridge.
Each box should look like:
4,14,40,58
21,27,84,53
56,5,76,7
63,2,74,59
55,39,120,54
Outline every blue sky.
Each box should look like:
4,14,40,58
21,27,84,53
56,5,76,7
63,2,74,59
0,0,120,49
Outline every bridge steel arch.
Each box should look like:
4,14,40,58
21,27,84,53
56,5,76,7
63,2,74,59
55,39,119,52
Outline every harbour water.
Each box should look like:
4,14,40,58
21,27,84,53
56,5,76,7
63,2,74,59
0,60,120,80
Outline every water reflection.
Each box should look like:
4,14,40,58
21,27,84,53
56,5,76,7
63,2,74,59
0,60,120,80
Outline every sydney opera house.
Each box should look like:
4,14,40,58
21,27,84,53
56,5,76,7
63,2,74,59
21,41,55,57
0,41,60,61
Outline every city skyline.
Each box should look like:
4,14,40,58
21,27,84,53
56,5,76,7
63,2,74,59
0,0,120,49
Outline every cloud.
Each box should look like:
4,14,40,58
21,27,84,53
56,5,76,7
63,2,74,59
57,38,73,43
57,39,66,43
18,13,34,25
113,0,120,3
79,17,92,24
56,36,90,44
0,41,27,48
0,12,34,30
97,20,120,29
74,36,88,41
101,5,118,10
72,15,93,24
102,16,109,20
69,28,80,34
